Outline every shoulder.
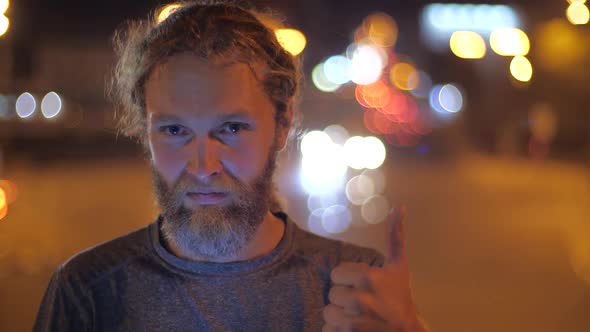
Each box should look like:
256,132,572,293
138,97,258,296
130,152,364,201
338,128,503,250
290,221,385,268
58,223,154,288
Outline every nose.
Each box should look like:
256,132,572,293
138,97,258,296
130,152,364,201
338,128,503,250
185,137,223,181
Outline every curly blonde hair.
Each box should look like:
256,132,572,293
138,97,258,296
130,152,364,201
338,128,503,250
110,0,301,144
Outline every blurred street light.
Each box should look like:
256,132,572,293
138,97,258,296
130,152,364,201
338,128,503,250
275,28,307,56
510,56,533,82
567,2,590,25
0,14,8,37
490,28,530,56
449,31,487,59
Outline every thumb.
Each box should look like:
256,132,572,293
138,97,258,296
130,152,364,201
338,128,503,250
385,205,407,265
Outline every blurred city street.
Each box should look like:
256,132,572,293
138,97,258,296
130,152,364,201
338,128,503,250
0,151,589,331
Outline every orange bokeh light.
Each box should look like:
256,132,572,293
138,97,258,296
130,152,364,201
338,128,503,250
0,179,18,204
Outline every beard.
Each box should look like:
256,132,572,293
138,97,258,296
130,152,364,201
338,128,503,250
152,143,279,261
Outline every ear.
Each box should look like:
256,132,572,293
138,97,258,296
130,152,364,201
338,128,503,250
275,101,294,151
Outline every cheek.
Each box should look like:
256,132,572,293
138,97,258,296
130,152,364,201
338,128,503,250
222,141,269,181
148,139,187,184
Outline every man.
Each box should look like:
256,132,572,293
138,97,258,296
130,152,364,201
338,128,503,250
35,1,429,331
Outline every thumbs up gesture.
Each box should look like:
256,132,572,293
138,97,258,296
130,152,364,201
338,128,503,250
323,207,429,332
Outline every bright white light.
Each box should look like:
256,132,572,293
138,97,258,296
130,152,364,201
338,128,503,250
321,205,352,234
343,136,386,170
300,131,348,194
346,175,375,205
300,130,332,156
438,84,464,113
16,92,36,118
0,15,8,37
307,192,347,211
41,92,62,119
312,62,341,92
323,55,352,85
423,3,519,32
350,44,385,85
323,124,350,145
421,3,521,51
363,136,387,169
343,136,367,169
361,195,390,224
0,1,9,15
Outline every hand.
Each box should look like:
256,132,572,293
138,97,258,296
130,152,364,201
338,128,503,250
322,206,429,332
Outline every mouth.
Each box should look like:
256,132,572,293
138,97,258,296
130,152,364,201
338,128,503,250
185,191,229,205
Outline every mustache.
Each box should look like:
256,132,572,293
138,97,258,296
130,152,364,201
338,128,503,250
172,174,245,196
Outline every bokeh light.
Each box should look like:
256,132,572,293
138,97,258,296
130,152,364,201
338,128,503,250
41,91,63,119
490,28,530,56
345,175,375,205
423,4,520,33
0,187,6,221
449,31,486,59
16,92,36,118
0,179,18,204
350,44,386,85
0,0,9,14
567,2,590,25
0,15,8,37
343,136,386,170
365,12,398,48
156,3,182,24
362,168,386,195
321,205,352,234
390,63,419,91
323,55,352,85
307,208,326,235
312,62,341,92
510,55,533,82
323,124,350,146
535,19,584,73
409,71,433,98
300,131,347,194
438,84,464,113
361,195,390,224
275,28,307,56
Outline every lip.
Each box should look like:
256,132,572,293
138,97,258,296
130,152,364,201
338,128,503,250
185,192,228,205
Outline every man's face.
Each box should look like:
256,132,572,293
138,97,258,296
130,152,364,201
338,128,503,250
144,53,289,260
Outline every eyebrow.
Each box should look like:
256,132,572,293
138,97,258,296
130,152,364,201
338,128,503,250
150,111,255,124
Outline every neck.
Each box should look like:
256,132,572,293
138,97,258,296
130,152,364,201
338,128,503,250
163,211,286,263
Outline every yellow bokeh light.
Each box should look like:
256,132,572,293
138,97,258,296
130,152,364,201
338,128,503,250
0,0,8,15
156,3,182,24
568,0,587,4
365,12,398,48
449,31,486,59
510,56,533,82
0,15,8,37
390,63,419,91
0,179,17,204
490,28,530,56
567,2,590,25
0,187,6,221
275,28,307,56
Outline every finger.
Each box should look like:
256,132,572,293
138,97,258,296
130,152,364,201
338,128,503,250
385,205,408,265
323,303,391,332
330,262,371,289
328,286,362,315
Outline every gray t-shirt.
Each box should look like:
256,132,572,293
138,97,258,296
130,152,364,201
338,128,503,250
34,213,384,331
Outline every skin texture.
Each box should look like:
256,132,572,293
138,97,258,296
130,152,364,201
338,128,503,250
144,53,290,263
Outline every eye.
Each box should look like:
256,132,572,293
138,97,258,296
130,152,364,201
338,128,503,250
159,125,189,137
219,122,250,135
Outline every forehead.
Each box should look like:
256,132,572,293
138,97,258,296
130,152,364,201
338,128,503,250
145,53,272,116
